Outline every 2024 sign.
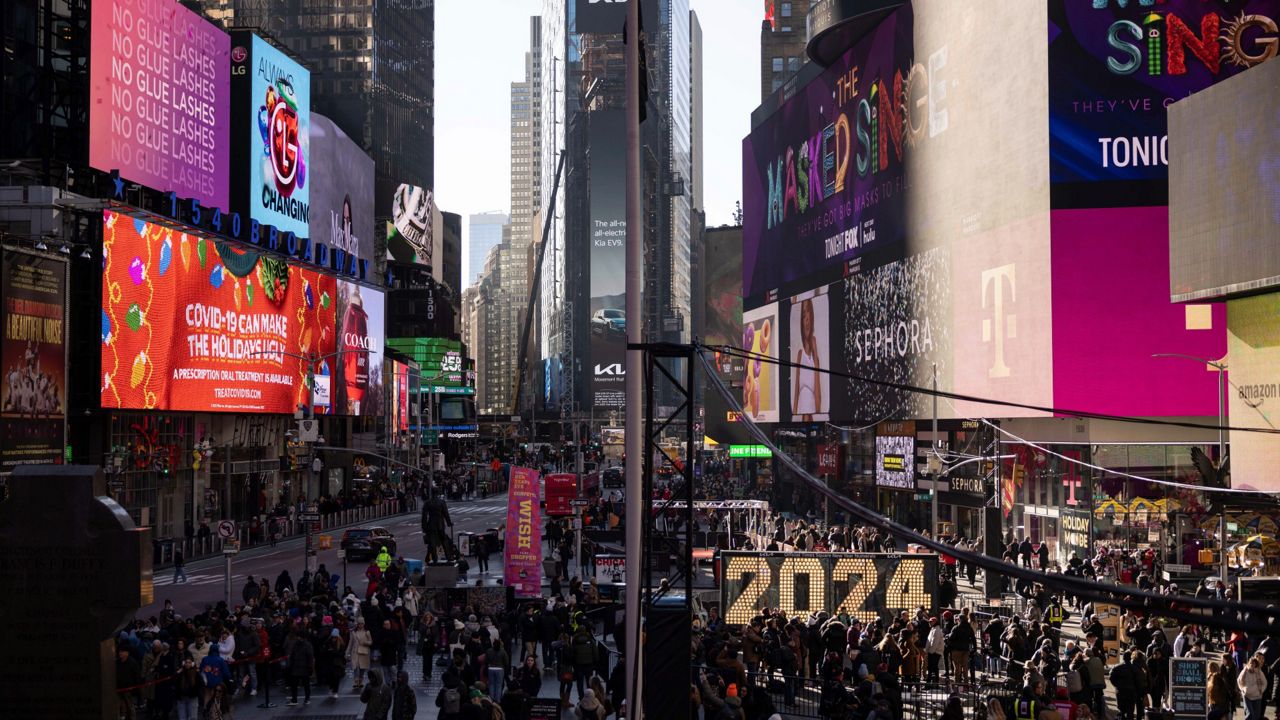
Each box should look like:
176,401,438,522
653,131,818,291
720,551,938,624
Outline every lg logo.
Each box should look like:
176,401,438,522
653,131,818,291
594,363,624,376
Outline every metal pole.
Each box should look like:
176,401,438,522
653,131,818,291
224,553,232,609
1218,365,1228,587
932,362,939,538
623,0,645,715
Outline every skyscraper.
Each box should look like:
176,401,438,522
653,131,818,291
194,0,435,217
760,0,811,100
467,212,509,289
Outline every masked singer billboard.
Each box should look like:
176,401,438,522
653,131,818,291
231,32,311,238
89,0,230,209
1,250,67,473
741,5,912,306
101,209,336,413
1048,0,1279,207
310,114,376,268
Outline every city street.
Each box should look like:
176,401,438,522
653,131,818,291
143,494,511,620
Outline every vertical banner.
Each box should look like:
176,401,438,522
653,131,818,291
588,110,627,408
1,250,67,473
504,466,543,598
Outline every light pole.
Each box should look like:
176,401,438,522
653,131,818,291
1152,352,1228,585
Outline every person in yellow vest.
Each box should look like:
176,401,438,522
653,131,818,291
375,546,393,573
1043,595,1069,635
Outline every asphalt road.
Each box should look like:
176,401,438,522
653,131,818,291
141,493,511,619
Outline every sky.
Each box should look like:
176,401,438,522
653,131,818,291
435,0,762,281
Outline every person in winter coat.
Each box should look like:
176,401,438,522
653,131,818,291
576,688,607,720
350,618,374,689
1239,654,1268,720
1208,662,1234,720
1108,650,1138,720
571,626,597,700
174,645,202,720
514,654,542,698
946,613,976,684
275,570,294,596
437,672,466,720
488,638,511,699
242,575,260,605
285,629,315,706
233,617,262,694
926,618,946,681
391,671,417,720
360,668,394,720
319,628,347,698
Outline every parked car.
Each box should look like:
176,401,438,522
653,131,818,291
340,526,397,562
591,308,625,336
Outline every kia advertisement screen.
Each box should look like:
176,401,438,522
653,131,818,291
89,0,231,209
232,33,312,238
100,209,337,413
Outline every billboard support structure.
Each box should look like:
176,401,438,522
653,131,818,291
624,0,645,714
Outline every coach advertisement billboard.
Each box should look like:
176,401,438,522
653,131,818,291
89,0,231,209
588,111,627,409
334,281,385,416
1048,0,1279,208
100,209,337,413
310,114,376,269
720,551,938,625
231,33,311,238
1,250,67,473
741,5,912,306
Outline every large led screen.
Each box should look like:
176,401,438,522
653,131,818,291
741,5,912,304
385,338,474,395
1047,0,1279,208
1227,295,1280,493
742,303,780,423
236,34,311,238
720,552,937,625
386,185,436,267
89,0,230,209
310,114,376,267
1168,58,1280,303
786,286,831,422
100,209,336,413
334,281,385,416
1,250,67,473
588,110,627,409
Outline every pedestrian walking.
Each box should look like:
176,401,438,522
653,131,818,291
285,627,315,706
360,668,394,720
173,548,186,583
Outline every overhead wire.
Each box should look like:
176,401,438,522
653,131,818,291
695,346,1280,635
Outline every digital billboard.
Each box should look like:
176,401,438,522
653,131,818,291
310,114,376,269
787,286,831,422
231,33,311,238
741,5,912,305
588,111,627,409
742,302,780,423
386,185,436,267
1,250,67,473
385,338,474,395
720,551,937,625
334,281,385,416
703,227,749,444
1226,295,1280,492
89,0,230,209
875,421,916,489
1168,58,1280,303
1047,0,1279,208
100,209,336,413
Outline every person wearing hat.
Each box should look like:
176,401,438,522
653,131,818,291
575,688,607,720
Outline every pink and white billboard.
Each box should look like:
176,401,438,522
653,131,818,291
503,467,543,598
89,0,231,209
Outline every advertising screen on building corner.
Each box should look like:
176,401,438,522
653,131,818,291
101,209,336,413
1,249,67,473
89,0,231,209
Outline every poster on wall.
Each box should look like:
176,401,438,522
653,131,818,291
386,185,435,266
742,303,780,423
232,33,311,238
89,0,231,209
310,114,376,267
1047,0,1278,208
741,4,912,306
787,286,831,422
876,420,916,489
589,110,627,409
504,466,543,598
1,250,67,473
100,209,336,413
335,281,385,416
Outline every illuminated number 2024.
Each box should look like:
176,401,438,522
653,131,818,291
885,558,930,612
725,556,773,624
833,557,879,623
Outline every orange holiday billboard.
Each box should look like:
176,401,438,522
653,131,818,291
100,209,336,413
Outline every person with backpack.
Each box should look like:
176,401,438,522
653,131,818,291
437,672,465,720
575,688,607,720
360,668,393,720
571,625,597,700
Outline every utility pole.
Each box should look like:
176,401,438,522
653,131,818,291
623,0,645,716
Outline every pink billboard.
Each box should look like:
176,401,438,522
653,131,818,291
1051,206,1225,417
89,0,230,209
503,467,543,598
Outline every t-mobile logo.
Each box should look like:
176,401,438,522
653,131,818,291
981,264,1017,378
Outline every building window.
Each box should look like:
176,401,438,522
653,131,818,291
781,2,792,17
772,57,783,72
788,57,800,72
781,26,792,33
772,78,782,93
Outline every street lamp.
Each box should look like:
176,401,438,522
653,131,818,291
1152,352,1229,585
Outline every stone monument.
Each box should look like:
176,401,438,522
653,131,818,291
0,465,152,719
